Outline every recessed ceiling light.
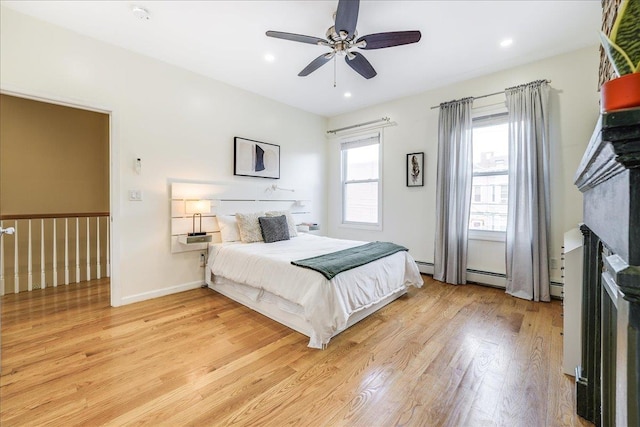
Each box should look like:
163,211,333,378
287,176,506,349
131,6,150,20
264,53,275,63
344,92,352,98
500,38,513,48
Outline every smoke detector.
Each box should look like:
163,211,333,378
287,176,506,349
131,6,150,20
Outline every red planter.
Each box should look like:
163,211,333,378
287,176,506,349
601,72,640,112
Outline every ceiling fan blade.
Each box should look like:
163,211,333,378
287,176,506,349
335,0,359,39
298,53,334,76
357,31,422,49
266,30,327,45
345,52,376,79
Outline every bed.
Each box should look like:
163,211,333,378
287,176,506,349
205,233,423,348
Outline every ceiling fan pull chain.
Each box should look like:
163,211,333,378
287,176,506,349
333,55,337,88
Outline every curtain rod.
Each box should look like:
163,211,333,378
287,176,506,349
326,117,391,134
429,79,551,110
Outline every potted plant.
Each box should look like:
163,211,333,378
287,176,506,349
599,0,640,111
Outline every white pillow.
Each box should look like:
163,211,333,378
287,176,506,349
216,215,241,242
265,210,298,237
235,211,265,243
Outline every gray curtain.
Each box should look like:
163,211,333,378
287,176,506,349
505,80,551,302
434,98,473,284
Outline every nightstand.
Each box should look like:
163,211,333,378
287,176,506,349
178,234,212,245
297,224,321,235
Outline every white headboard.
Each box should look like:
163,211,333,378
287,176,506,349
170,181,311,253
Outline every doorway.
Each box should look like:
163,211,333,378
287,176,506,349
0,92,115,302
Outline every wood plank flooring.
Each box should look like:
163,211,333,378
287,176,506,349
1,276,592,426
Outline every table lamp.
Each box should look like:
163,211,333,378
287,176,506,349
185,200,210,236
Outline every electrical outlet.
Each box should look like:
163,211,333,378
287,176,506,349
199,252,206,267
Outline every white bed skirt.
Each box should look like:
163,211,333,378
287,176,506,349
206,272,407,348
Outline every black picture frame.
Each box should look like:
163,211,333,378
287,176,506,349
407,152,424,187
234,137,280,179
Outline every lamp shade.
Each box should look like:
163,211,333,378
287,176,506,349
185,200,210,215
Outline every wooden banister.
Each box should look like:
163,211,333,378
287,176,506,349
0,212,109,220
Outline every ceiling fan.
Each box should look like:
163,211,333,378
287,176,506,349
266,0,421,80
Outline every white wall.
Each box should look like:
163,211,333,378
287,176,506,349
0,8,327,305
327,46,600,285
0,6,601,301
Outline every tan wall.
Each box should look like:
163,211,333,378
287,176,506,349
0,94,109,215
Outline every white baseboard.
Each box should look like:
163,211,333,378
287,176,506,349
118,264,563,306
416,261,434,275
415,261,563,299
466,270,506,288
550,283,563,299
120,280,203,305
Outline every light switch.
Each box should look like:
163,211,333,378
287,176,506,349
129,190,143,201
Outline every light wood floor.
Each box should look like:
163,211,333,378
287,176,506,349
1,276,591,426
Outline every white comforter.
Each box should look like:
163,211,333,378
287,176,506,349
208,234,423,348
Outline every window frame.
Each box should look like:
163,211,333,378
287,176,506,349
340,132,383,230
469,108,509,241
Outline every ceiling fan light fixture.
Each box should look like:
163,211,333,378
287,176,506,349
354,40,367,49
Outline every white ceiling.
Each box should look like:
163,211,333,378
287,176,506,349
1,0,601,118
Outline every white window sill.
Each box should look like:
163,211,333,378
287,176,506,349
468,229,506,242
340,222,382,231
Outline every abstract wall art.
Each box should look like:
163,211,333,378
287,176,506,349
234,137,280,179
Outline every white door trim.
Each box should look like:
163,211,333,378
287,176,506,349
0,84,121,306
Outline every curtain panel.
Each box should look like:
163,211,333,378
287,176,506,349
434,98,473,284
505,80,551,302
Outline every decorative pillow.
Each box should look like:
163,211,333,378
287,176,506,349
258,215,290,243
265,210,298,237
216,215,240,242
235,211,265,243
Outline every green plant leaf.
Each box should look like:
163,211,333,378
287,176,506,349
600,32,634,76
610,0,640,73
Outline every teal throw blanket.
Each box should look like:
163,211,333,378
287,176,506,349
291,241,408,280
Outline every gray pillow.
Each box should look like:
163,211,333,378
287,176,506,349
265,210,298,237
258,215,290,243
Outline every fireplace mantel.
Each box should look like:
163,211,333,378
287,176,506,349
574,107,639,426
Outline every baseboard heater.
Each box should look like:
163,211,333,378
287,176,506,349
414,261,563,299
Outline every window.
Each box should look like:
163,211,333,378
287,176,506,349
469,112,509,233
341,133,382,228
473,185,481,202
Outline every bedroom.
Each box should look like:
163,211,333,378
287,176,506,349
0,0,624,425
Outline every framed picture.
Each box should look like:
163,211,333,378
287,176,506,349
406,152,424,187
234,137,280,179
